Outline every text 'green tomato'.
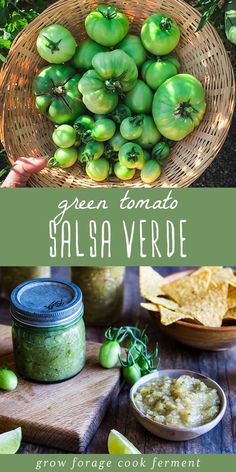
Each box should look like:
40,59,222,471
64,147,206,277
85,5,129,47
152,73,206,141
36,24,76,63
141,12,180,55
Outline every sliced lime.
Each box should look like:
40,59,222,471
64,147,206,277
0,427,22,454
108,429,141,454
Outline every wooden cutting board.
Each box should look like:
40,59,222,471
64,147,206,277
0,325,121,452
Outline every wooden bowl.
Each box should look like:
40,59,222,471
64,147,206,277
149,270,236,351
0,0,234,188
130,370,227,441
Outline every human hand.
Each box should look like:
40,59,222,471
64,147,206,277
1,157,46,188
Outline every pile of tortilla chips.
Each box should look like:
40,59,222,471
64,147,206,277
140,267,236,327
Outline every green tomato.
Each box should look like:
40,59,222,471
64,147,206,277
86,158,110,181
120,115,144,140
33,65,85,124
135,115,161,149
152,73,206,141
122,364,142,385
143,150,151,162
99,340,121,368
114,162,135,180
74,115,95,135
36,24,76,63
0,368,18,391
107,104,132,124
79,50,138,114
54,147,78,168
124,80,153,114
81,141,104,162
119,142,144,170
141,160,161,184
142,55,181,90
85,5,129,47
152,141,170,166
77,145,86,163
71,38,108,70
141,12,181,55
108,131,126,152
117,34,147,67
52,124,77,148
90,118,116,142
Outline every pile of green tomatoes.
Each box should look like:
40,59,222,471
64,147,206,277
99,326,160,386
33,4,206,184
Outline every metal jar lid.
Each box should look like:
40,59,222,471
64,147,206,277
10,278,84,328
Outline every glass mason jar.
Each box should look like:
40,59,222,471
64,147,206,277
1,267,51,299
10,278,86,383
71,267,125,326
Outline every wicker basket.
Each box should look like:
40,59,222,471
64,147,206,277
0,0,235,188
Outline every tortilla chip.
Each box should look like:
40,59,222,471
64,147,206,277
224,308,236,320
140,302,159,312
227,285,236,310
180,282,228,327
161,268,211,305
159,306,194,326
139,267,165,299
147,296,179,310
211,267,236,285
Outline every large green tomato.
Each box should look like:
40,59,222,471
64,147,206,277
142,55,181,90
117,34,147,67
36,24,77,63
124,80,153,114
79,50,138,114
85,5,129,47
119,142,144,170
114,162,135,180
135,115,161,149
52,124,77,148
141,13,180,55
71,38,108,70
33,65,85,124
86,158,110,181
152,74,206,141
141,160,161,184
54,147,78,168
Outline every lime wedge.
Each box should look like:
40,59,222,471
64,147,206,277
108,429,141,454
0,427,22,454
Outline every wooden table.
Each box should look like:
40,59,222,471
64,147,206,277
0,267,235,454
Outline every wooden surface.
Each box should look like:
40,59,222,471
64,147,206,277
0,267,236,454
0,327,121,452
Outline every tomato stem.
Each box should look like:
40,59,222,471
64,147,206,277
43,35,62,54
97,5,118,20
160,17,172,31
174,101,198,120
105,79,125,98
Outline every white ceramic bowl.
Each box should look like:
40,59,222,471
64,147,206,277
130,369,227,441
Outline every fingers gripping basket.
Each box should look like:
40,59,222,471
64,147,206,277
0,0,235,188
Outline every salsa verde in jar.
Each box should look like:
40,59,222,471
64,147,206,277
11,278,86,383
71,267,125,326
